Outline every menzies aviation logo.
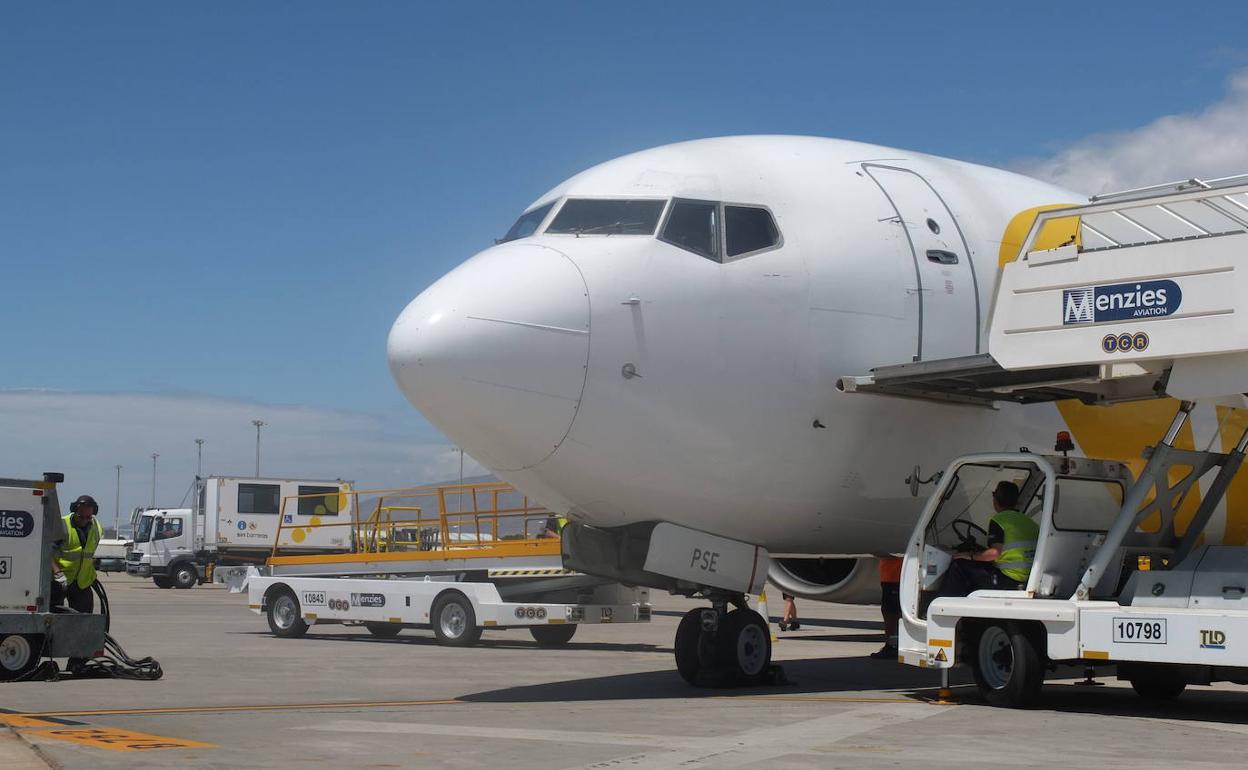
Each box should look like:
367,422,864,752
1062,280,1182,325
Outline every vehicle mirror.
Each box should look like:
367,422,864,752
909,467,921,497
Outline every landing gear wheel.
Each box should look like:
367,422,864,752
717,609,772,685
1126,664,1187,700
674,608,719,686
530,624,577,647
971,622,1045,708
172,563,198,589
431,592,482,647
152,576,174,589
266,590,309,638
365,622,402,638
0,634,39,680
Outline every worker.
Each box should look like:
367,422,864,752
870,555,903,659
538,515,566,539
52,494,104,614
778,593,800,631
938,481,1039,596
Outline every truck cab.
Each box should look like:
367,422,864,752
127,508,196,588
900,405,1248,707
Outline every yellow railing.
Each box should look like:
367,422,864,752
271,481,556,559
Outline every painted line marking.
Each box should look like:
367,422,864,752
0,714,76,728
17,698,464,718
25,726,215,752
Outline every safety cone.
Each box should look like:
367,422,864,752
758,589,778,642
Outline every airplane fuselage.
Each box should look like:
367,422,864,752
389,136,1090,555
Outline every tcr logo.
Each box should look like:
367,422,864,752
1200,629,1226,649
690,548,720,573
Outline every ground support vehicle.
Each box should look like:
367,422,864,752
843,176,1248,706
127,476,353,589
237,482,651,646
0,473,106,679
94,537,129,573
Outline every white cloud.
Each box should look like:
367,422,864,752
0,390,483,530
1015,70,1248,196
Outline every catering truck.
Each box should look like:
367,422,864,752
127,476,353,589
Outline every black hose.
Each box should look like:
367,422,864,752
92,579,111,634
57,579,163,680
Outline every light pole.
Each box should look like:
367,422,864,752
150,453,159,508
252,420,267,477
114,464,122,536
195,438,204,479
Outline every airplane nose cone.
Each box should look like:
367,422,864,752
388,243,589,471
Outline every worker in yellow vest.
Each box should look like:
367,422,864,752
939,481,1040,597
538,515,567,539
52,494,104,613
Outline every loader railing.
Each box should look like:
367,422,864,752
271,481,556,559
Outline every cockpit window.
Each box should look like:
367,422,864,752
500,202,555,243
660,199,719,260
725,205,780,259
545,199,666,236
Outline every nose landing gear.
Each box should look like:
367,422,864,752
673,593,785,687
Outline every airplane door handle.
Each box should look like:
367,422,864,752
926,250,959,265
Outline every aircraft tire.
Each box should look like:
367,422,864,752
716,608,771,685
674,607,719,686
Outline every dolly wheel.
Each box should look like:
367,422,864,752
366,622,402,638
530,624,577,647
431,592,482,647
266,589,309,638
0,634,39,680
971,622,1045,708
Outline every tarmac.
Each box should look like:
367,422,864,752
2,575,1248,769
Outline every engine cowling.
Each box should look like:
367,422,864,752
767,556,882,604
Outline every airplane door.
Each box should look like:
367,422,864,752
863,165,980,360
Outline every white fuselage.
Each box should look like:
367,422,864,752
388,136,1080,555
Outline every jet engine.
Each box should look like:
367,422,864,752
767,557,882,604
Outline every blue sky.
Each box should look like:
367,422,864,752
4,2,1248,511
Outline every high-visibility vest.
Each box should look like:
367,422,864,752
57,515,103,589
991,509,1040,583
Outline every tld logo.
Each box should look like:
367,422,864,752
1062,279,1182,325
1200,629,1226,649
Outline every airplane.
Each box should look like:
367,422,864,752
387,135,1245,685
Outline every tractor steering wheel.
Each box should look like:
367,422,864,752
950,519,989,552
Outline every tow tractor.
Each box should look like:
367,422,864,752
842,175,1248,706
237,481,650,646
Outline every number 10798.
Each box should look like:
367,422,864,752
1113,617,1167,644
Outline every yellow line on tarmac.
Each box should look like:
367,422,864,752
18,698,464,718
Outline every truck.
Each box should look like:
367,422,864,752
0,473,106,679
127,476,353,589
842,174,1248,705
238,480,652,646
